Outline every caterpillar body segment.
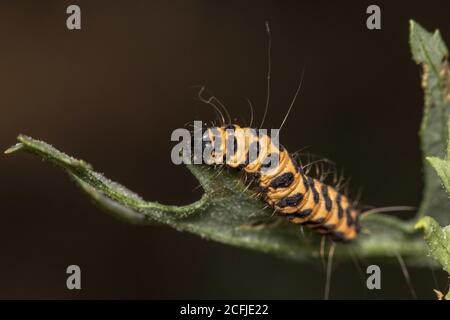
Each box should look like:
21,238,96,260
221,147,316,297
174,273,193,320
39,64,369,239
202,124,361,242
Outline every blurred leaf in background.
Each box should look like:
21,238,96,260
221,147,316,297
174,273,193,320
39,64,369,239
411,20,450,299
410,20,450,226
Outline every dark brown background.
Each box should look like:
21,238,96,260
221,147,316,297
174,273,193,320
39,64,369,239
1,0,449,299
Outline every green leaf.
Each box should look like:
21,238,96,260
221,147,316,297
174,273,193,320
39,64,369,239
415,216,450,299
415,216,450,273
427,156,450,197
426,116,450,197
5,135,426,262
410,20,450,225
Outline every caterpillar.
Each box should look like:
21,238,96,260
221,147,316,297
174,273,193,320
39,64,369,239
200,123,361,242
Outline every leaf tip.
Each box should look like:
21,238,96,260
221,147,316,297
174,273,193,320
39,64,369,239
414,218,425,231
4,143,23,155
4,134,28,154
16,134,36,146
425,155,439,164
408,19,422,37
414,216,435,232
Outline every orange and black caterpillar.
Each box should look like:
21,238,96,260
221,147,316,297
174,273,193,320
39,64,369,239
200,124,361,242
